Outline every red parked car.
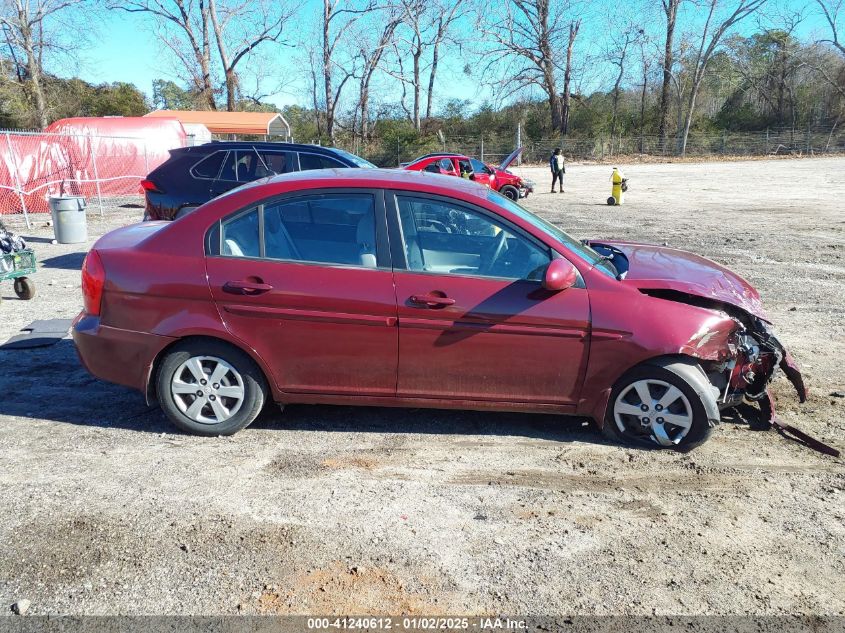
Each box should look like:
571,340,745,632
402,149,534,200
73,169,804,448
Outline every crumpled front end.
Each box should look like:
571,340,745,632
701,313,806,411
636,287,806,412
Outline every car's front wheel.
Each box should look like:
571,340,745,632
602,361,717,450
156,340,267,436
500,185,519,200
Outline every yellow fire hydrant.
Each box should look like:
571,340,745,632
607,167,628,206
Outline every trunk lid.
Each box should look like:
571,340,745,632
93,221,170,251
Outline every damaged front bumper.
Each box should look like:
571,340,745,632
519,179,535,197
707,315,806,411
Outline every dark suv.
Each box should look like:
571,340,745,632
142,142,376,221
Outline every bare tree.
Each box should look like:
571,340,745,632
637,34,656,151
728,19,803,128
1,0,89,127
561,18,580,134
806,0,845,101
816,0,845,58
677,0,767,155
657,0,681,150
354,8,401,139
207,0,296,111
394,0,426,130
483,0,578,133
114,0,217,109
425,0,469,119
318,0,373,142
607,24,642,141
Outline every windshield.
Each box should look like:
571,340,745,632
332,148,377,168
486,190,617,278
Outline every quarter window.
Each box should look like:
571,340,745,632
396,196,550,280
192,151,225,179
221,209,260,258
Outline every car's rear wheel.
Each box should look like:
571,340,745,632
156,340,267,436
500,185,519,200
602,362,716,450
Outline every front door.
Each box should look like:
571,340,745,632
390,193,590,405
205,190,398,396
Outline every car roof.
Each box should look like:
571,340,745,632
232,167,490,200
180,142,348,155
406,153,471,166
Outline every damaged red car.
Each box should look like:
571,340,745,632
402,148,534,200
73,169,804,448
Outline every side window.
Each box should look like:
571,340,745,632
256,151,295,176
192,151,225,179
235,151,257,182
263,194,377,268
396,196,550,280
298,153,346,171
470,158,490,175
221,208,260,258
423,162,440,173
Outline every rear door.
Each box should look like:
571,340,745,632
388,192,590,406
205,189,398,396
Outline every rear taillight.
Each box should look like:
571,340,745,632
140,178,162,193
81,250,105,316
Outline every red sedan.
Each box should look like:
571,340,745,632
73,169,804,449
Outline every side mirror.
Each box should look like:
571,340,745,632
543,258,578,291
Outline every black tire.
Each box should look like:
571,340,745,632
14,277,35,300
155,339,268,436
601,361,716,450
607,196,617,206
500,185,519,200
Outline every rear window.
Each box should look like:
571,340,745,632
331,148,376,168
192,152,225,179
298,153,345,170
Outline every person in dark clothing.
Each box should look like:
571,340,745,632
549,148,565,193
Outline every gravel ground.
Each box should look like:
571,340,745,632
0,158,843,618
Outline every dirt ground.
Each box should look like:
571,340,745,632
0,157,843,618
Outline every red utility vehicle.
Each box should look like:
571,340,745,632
73,169,804,449
402,149,534,200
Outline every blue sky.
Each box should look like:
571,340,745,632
78,0,829,113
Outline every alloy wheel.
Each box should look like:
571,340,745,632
170,355,245,425
613,378,694,446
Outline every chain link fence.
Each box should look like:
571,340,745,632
2,125,843,224
340,126,845,167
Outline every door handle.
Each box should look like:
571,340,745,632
410,293,456,308
224,280,273,295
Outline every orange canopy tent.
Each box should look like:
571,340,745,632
144,110,291,139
